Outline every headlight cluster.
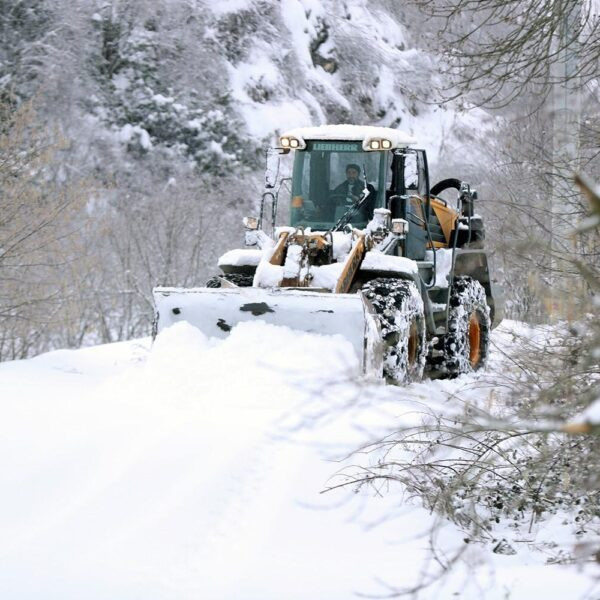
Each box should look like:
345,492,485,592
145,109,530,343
391,218,409,235
243,216,259,230
280,136,301,149
367,138,392,150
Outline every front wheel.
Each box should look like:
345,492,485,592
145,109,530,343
431,276,491,378
362,278,427,384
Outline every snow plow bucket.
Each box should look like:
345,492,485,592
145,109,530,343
153,286,382,378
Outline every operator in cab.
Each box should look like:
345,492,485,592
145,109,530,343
330,163,376,222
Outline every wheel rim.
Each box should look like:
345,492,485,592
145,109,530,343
407,320,418,367
468,312,481,367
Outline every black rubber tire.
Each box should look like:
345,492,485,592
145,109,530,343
205,273,254,288
362,278,427,384
430,276,491,378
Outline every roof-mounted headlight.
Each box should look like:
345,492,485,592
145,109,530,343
280,136,300,149
367,138,392,150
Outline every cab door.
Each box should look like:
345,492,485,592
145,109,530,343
389,149,428,259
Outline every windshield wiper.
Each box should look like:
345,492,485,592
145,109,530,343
331,164,370,232
331,188,370,232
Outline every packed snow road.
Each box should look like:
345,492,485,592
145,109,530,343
0,321,593,599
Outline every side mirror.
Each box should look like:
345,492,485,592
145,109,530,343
265,148,281,189
459,182,476,217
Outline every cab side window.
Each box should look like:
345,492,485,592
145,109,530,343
404,153,418,191
404,152,425,229
416,150,428,198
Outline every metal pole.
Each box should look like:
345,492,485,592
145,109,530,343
549,0,581,319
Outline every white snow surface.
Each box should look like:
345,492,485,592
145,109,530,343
282,124,417,147
274,226,297,236
331,231,352,260
218,248,263,267
361,249,419,275
253,258,284,287
575,396,600,424
118,123,152,150
426,247,454,288
307,261,346,291
0,320,596,599
282,243,303,279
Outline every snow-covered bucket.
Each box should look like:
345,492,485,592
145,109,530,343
153,286,382,378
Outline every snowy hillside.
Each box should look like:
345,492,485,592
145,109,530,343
211,0,492,164
0,321,594,599
0,0,500,358
7,0,493,169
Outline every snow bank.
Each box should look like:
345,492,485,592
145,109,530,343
0,320,595,599
147,320,359,400
0,320,369,599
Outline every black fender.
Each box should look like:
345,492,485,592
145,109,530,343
430,178,462,196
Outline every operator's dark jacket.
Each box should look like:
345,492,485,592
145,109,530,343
331,179,376,222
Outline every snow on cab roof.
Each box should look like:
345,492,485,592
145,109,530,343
281,124,416,149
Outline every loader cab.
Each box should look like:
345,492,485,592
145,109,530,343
288,140,389,230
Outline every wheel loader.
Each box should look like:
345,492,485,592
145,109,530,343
153,124,504,383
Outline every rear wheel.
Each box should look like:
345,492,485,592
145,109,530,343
430,276,490,377
362,278,426,384
205,273,254,288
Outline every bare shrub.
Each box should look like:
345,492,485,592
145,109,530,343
0,100,86,359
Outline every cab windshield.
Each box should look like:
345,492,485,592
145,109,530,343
290,141,388,230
